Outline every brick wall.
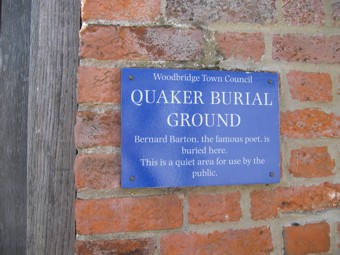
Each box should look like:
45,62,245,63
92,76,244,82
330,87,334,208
75,1,340,254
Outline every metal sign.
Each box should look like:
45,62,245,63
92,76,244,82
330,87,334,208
121,68,280,188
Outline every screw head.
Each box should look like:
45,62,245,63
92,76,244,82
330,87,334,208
267,79,273,84
130,175,135,181
129,75,134,80
269,172,275,177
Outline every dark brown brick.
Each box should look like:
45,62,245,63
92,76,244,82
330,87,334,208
76,239,156,255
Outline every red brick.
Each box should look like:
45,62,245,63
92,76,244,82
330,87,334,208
251,183,340,220
273,34,340,64
283,222,330,255
289,147,335,178
75,111,120,149
82,0,160,22
75,239,156,255
282,0,324,26
75,195,182,234
286,71,332,102
166,0,276,24
332,2,340,26
281,108,340,138
161,227,273,255
80,26,203,61
77,67,120,104
188,192,241,224
215,32,265,62
75,154,121,190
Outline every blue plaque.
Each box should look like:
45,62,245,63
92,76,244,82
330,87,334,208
121,68,280,188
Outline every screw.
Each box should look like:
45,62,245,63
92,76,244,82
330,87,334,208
129,75,134,80
269,172,275,177
267,79,273,84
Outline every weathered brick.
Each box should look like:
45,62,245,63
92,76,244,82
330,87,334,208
273,34,340,64
289,147,335,178
161,227,273,255
166,0,276,24
282,0,324,26
80,26,203,61
215,32,265,62
75,111,121,149
332,2,340,26
76,195,182,234
286,71,332,102
283,222,330,255
82,0,160,22
281,108,340,138
75,239,156,255
75,154,121,190
188,192,241,224
77,67,120,104
251,183,340,220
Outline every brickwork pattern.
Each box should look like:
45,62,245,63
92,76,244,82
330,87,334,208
76,0,340,254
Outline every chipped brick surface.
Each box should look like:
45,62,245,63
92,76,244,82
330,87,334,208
166,0,276,24
273,34,340,64
281,108,340,138
289,147,335,178
332,2,340,26
251,183,340,220
286,71,332,102
77,67,120,104
75,111,121,149
80,26,203,61
215,32,265,62
75,154,121,190
282,0,325,26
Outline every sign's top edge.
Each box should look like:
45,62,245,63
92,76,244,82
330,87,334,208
121,67,279,76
